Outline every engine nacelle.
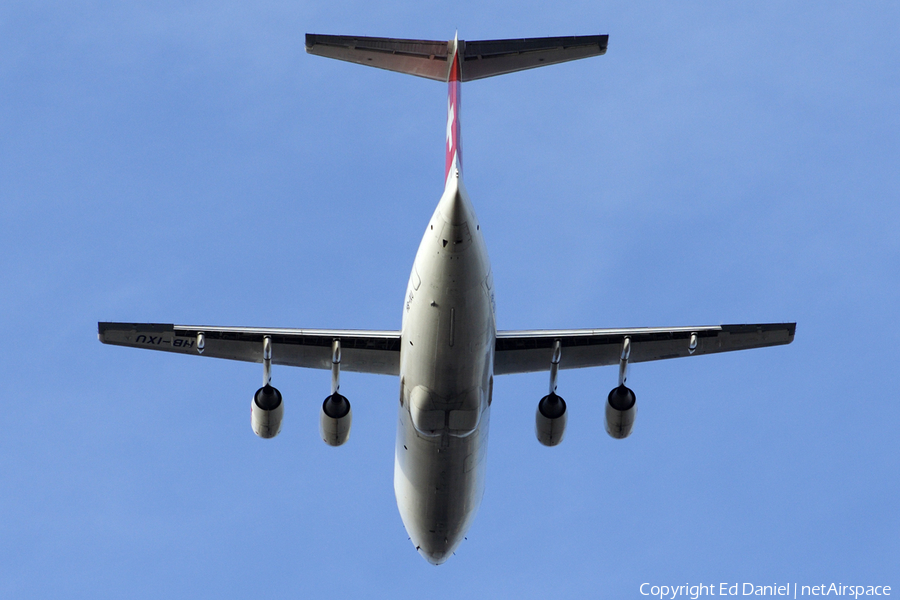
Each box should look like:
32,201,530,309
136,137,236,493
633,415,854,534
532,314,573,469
320,393,352,446
535,392,567,446
605,384,636,439
251,384,283,439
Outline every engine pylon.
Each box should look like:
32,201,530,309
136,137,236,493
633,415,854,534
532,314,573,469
320,339,352,446
535,340,567,446
251,336,283,438
605,337,636,439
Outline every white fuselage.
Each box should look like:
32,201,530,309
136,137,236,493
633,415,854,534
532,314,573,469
394,171,495,565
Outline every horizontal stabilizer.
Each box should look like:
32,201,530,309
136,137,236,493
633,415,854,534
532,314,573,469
305,35,452,81
461,36,608,81
305,34,608,82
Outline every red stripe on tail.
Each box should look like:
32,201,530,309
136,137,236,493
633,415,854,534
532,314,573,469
445,51,462,183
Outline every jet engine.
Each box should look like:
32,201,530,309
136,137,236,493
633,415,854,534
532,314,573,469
320,393,352,446
605,384,636,439
535,392,567,446
251,384,283,439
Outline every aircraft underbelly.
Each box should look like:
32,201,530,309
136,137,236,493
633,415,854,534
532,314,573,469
394,178,495,564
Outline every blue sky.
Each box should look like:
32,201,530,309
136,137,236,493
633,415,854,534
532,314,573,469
1,1,898,598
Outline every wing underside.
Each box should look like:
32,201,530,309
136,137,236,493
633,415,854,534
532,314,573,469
494,323,796,375
98,322,402,376
100,322,794,378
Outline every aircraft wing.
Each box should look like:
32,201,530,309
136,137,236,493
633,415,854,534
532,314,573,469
494,323,795,375
98,322,401,376
100,321,794,378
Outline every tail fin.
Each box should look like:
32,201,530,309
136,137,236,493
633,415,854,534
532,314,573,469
307,33,607,185
305,34,607,82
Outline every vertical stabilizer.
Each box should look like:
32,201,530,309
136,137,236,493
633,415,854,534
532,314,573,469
445,34,463,184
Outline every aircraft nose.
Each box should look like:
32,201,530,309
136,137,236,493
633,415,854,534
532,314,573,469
416,535,456,565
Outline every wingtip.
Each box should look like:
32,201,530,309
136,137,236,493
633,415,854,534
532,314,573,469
786,322,797,341
97,321,109,343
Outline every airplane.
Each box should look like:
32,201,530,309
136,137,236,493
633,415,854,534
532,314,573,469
98,33,795,565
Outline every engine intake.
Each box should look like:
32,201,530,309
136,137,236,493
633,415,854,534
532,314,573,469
535,392,567,446
320,393,352,446
605,384,636,439
251,384,283,439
